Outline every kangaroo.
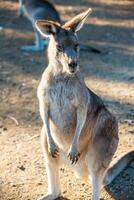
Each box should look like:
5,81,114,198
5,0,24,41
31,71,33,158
35,8,134,200
18,0,61,51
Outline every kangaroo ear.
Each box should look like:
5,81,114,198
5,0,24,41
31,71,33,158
35,20,61,37
63,8,92,32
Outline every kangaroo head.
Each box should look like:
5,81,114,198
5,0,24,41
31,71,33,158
35,8,92,74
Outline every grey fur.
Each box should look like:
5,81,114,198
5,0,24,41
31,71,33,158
36,9,134,200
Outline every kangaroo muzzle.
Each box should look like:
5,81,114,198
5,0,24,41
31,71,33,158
67,49,78,73
68,61,78,73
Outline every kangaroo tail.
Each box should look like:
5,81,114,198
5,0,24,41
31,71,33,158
103,150,134,186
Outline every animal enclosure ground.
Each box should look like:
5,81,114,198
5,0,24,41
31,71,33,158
0,0,134,200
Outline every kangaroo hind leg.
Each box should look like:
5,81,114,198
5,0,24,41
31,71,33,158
20,28,49,52
38,127,61,200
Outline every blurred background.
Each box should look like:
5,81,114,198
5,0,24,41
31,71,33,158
0,0,134,200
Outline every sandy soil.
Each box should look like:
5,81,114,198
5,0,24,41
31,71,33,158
0,0,134,200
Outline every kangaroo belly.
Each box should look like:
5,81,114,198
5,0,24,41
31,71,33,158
59,149,89,180
49,101,77,151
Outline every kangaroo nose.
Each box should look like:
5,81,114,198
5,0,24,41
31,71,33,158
68,61,77,69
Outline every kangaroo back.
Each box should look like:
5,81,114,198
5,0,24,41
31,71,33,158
19,0,61,23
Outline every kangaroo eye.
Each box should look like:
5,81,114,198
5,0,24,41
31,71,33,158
57,45,63,52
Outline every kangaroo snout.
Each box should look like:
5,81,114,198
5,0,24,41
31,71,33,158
68,61,78,73
69,61,77,69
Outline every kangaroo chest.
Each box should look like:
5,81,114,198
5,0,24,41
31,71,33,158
48,81,77,133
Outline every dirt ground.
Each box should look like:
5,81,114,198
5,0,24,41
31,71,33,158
0,0,134,200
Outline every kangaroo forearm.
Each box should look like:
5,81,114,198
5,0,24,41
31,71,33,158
43,120,53,142
39,100,53,143
41,112,53,143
